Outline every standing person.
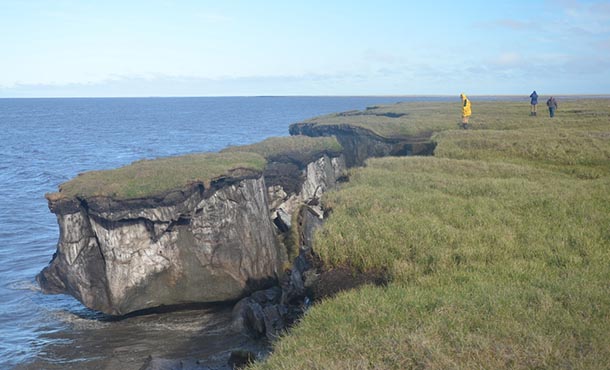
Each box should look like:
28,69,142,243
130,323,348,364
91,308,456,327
530,90,538,116
460,93,471,129
546,96,558,118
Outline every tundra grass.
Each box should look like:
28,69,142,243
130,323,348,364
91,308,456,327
52,151,266,200
251,100,610,369
221,135,342,160
434,127,610,179
301,98,610,138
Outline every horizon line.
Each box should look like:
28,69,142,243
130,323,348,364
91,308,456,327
2,93,609,100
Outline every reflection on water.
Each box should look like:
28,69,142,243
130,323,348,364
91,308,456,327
17,303,268,370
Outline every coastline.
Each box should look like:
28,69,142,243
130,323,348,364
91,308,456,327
22,97,608,368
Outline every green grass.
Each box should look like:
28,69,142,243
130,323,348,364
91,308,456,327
251,99,610,369
51,151,266,200
299,98,610,138
299,101,454,138
434,127,610,179
54,135,342,201
432,99,610,179
221,135,342,162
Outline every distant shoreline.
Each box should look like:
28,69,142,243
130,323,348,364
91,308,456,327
1,94,609,100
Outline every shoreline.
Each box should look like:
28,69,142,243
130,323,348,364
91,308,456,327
28,97,610,368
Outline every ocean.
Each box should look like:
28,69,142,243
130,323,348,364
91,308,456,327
0,96,451,369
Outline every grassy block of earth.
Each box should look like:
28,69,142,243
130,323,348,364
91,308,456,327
47,151,267,201
221,135,343,163
252,99,610,369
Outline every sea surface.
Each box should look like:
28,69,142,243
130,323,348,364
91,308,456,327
0,96,460,369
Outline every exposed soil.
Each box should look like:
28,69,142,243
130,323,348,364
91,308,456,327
308,265,389,301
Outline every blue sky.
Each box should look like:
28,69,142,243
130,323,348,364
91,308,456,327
1,0,609,97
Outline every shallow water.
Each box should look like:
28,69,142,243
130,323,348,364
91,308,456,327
15,303,264,370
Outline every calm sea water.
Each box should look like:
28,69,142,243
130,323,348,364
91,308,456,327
1,96,452,369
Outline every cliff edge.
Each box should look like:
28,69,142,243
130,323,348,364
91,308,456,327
289,105,436,166
38,139,346,315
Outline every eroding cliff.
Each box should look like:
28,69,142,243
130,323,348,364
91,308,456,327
266,153,346,234
289,121,435,167
38,171,283,316
38,143,347,316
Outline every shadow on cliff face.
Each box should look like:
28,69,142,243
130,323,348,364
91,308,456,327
107,301,237,321
390,140,437,157
288,122,436,167
293,205,390,303
231,250,389,345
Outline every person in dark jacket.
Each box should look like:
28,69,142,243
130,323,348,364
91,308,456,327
530,90,538,116
546,96,558,118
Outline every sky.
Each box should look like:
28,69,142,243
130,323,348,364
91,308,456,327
0,0,609,97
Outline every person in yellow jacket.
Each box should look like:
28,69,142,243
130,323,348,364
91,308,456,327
460,93,471,129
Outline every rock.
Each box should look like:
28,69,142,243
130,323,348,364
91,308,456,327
272,208,292,233
266,153,346,214
293,254,311,275
38,176,283,316
301,155,344,202
243,301,266,337
140,356,206,370
266,185,288,211
303,269,319,291
232,286,284,337
232,205,324,341
249,286,282,305
267,154,345,236
296,206,325,249
227,350,256,369
282,268,304,305
262,304,287,340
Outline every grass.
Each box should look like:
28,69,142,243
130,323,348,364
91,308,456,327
299,98,610,138
221,135,342,162
433,127,610,179
53,135,342,201
251,99,610,369
299,101,454,138
51,151,266,200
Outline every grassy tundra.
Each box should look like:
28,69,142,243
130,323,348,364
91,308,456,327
50,136,341,200
50,151,267,200
222,135,342,160
252,99,610,369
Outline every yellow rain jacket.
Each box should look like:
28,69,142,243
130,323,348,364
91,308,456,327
460,93,472,117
